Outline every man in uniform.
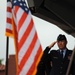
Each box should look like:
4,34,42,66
36,34,75,75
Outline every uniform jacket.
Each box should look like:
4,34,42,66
36,47,75,75
45,47,75,75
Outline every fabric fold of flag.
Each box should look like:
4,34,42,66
11,0,43,75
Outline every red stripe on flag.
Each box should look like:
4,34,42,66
7,7,11,12
14,6,19,13
6,18,12,24
26,46,42,75
18,32,37,73
18,12,27,31
6,29,12,34
18,19,33,52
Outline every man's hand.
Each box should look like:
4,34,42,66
48,41,57,48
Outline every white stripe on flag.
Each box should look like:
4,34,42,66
19,39,40,75
18,26,35,64
6,23,12,30
7,12,12,19
7,2,12,7
18,11,31,42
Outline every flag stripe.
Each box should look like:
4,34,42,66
26,46,42,75
7,1,12,7
18,26,35,64
19,32,37,73
18,11,31,42
12,7,17,27
19,39,41,75
18,19,33,52
7,18,12,24
7,7,11,12
6,29,12,33
7,11,12,19
18,12,27,31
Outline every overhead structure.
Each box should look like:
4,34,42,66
27,0,75,37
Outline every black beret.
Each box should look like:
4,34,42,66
57,34,67,41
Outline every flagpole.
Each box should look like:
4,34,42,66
5,37,9,75
66,47,75,75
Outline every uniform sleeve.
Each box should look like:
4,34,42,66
36,47,51,75
42,47,51,61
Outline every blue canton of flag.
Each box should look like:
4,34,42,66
12,0,29,14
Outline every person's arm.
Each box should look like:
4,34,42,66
39,41,57,64
44,41,57,54
36,41,56,75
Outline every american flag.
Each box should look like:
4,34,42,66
12,0,43,75
6,0,13,37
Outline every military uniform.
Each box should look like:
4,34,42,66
36,34,75,75
43,47,74,75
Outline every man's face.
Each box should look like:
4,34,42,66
57,40,67,50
